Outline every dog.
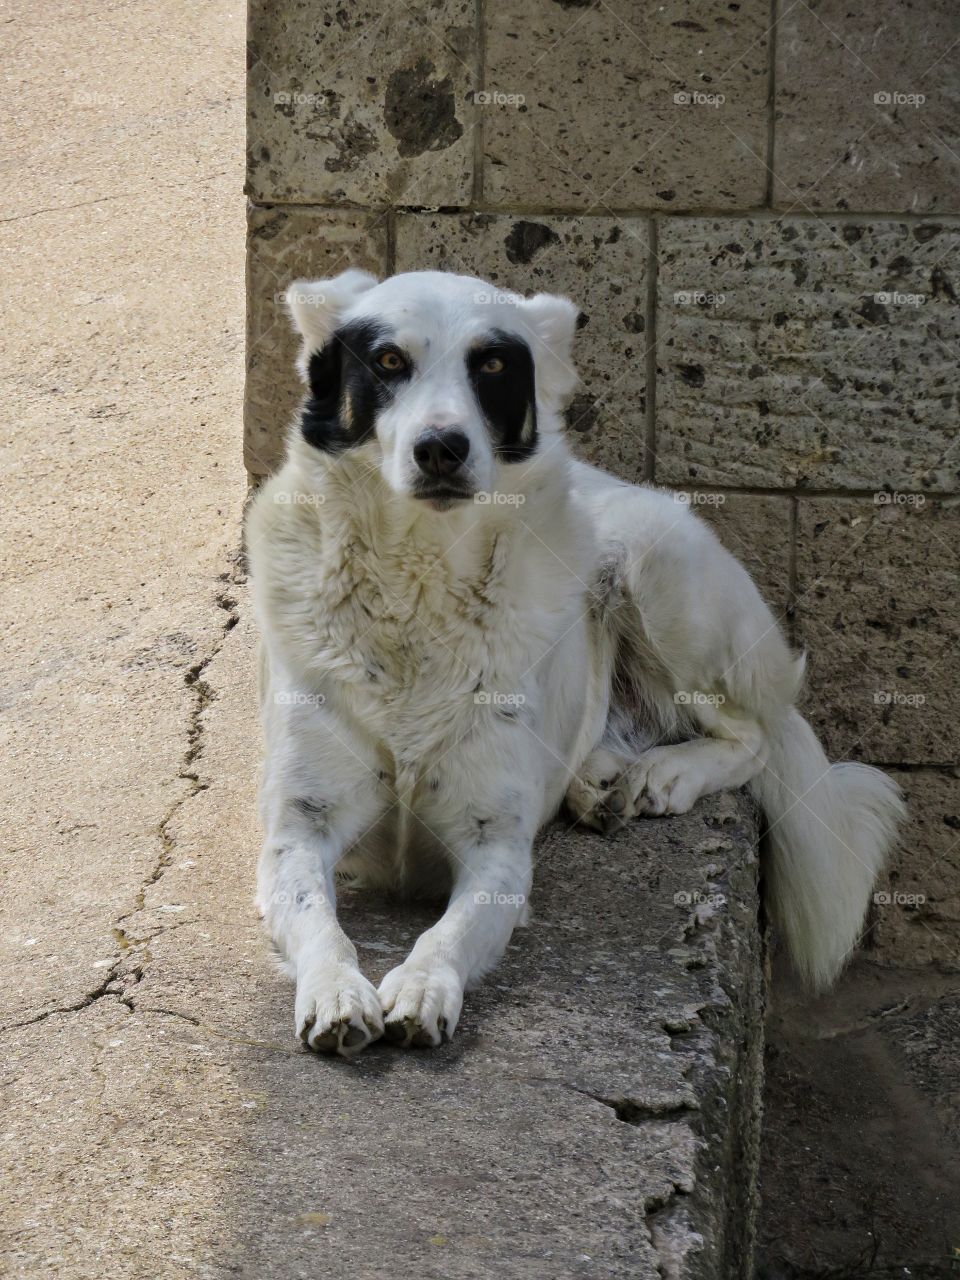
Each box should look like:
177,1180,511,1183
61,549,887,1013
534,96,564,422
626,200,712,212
246,267,905,1057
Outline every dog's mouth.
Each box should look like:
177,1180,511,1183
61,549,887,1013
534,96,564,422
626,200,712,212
411,484,475,511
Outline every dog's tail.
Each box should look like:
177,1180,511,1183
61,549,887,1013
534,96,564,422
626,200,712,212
750,709,905,990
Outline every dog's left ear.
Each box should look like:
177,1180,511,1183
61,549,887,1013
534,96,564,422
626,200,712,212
516,292,580,404
285,268,379,381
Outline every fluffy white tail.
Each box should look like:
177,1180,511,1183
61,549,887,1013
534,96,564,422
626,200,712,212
750,709,906,990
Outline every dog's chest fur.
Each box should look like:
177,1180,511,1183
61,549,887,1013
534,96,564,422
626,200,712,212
255,463,595,767
316,520,515,704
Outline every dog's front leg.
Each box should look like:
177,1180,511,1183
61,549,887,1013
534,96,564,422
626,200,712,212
378,834,534,1048
257,767,390,1057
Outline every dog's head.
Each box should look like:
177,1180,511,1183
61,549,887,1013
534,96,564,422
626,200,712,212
284,269,580,510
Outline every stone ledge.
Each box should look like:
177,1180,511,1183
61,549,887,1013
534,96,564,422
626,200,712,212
218,793,764,1278
147,800,763,1280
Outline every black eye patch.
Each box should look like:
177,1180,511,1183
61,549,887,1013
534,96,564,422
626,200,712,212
300,319,412,455
466,330,537,463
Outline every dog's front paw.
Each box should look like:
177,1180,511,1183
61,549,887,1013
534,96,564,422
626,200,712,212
377,959,463,1048
295,963,384,1057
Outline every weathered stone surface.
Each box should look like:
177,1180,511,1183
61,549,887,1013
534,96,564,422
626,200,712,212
794,497,960,764
685,492,793,620
868,769,960,968
656,217,960,491
247,0,477,206
0,595,764,1279
759,962,960,1274
396,212,651,480
482,0,769,210
244,205,389,476
885,986,960,1146
774,0,960,213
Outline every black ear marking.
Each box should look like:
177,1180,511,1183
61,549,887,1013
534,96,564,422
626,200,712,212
306,344,341,413
300,339,350,454
299,318,408,455
467,329,538,463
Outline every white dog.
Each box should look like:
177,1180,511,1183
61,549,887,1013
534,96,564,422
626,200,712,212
247,267,904,1057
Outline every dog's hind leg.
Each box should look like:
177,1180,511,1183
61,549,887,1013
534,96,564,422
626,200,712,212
575,702,768,833
564,741,634,828
570,475,903,987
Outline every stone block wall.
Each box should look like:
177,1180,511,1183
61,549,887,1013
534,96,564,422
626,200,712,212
245,0,959,969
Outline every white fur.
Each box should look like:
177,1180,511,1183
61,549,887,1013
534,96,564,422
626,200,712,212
247,270,905,1055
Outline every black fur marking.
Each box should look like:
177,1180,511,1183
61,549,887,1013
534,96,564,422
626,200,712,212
293,798,329,831
300,319,412,454
466,330,538,463
590,550,628,624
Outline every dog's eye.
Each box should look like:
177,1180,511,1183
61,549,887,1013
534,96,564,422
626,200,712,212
376,350,406,373
480,356,505,375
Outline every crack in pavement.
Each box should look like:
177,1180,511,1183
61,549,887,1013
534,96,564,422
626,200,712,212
574,1089,700,1125
0,977,133,1034
2,559,244,1038
115,569,241,939
141,1006,302,1056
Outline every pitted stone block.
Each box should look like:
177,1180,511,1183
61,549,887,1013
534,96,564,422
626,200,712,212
870,769,960,967
247,0,477,206
795,497,959,764
482,0,769,210
774,0,960,212
657,217,960,491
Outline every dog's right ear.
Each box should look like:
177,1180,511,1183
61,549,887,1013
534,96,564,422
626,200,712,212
285,268,379,383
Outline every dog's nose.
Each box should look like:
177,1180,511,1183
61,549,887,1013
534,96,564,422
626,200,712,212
413,428,471,479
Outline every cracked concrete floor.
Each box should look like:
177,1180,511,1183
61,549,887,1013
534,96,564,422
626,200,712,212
0,0,251,1272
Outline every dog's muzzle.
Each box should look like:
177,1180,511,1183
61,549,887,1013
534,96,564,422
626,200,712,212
411,427,474,507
